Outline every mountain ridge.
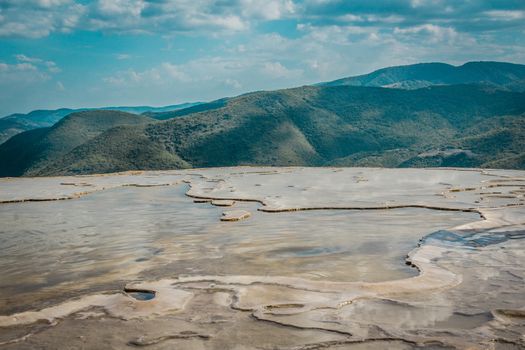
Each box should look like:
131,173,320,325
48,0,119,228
2,83,523,176
0,110,155,176
0,102,202,145
2,61,525,176
320,61,525,91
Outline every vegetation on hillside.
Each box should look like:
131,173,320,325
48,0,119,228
0,103,202,145
0,110,154,176
2,83,523,176
321,61,525,91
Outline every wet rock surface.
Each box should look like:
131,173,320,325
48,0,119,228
0,167,524,349
220,209,251,221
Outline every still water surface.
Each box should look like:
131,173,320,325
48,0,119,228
0,184,478,313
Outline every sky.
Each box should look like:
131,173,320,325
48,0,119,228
0,0,525,116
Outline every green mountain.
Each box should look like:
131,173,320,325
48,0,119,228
0,110,154,176
0,102,201,145
0,109,75,146
321,61,525,91
3,61,524,148
2,83,524,177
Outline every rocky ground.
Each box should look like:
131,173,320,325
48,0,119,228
0,167,524,349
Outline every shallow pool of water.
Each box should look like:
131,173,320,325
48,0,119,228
0,184,479,314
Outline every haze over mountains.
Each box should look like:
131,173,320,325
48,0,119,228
1,61,524,176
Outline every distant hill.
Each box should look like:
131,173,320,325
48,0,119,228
2,83,524,176
0,102,201,145
320,61,525,91
102,103,202,115
0,110,154,176
148,99,228,120
0,109,76,146
4,61,524,147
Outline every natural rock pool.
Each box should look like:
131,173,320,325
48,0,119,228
0,184,479,313
0,167,524,349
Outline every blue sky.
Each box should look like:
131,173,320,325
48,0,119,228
0,0,524,116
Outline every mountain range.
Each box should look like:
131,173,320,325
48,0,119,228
0,102,201,145
321,61,525,91
1,61,524,176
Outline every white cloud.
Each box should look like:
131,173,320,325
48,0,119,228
262,61,302,78
15,62,38,71
0,1,84,38
394,24,459,43
45,61,61,73
103,63,189,87
13,54,62,73
338,14,364,22
0,61,49,83
0,55,61,102
15,54,43,63
1,0,524,41
96,0,145,17
484,10,525,21
410,0,424,8
161,63,191,82
36,0,71,7
0,51,66,116
83,1,251,34
298,23,379,46
188,15,247,32
366,15,404,24
224,78,242,89
0,0,300,38
240,0,295,20
102,52,306,104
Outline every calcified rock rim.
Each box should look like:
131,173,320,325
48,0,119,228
220,209,251,221
0,167,524,348
0,167,523,209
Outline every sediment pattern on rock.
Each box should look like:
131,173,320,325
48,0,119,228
0,167,524,349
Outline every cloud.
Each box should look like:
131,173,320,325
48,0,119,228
484,10,525,21
0,61,48,83
13,54,61,73
161,62,191,82
262,61,302,78
0,0,297,38
240,0,295,20
1,0,525,116
0,54,61,100
0,0,84,38
297,0,525,33
224,78,242,89
101,51,307,106
0,53,64,115
95,0,145,17
103,63,190,87
1,0,524,40
15,54,43,63
84,0,278,34
45,61,61,73
394,24,459,43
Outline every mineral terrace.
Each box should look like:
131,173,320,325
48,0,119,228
0,167,524,349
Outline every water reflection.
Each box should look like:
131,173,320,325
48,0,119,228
0,184,478,314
